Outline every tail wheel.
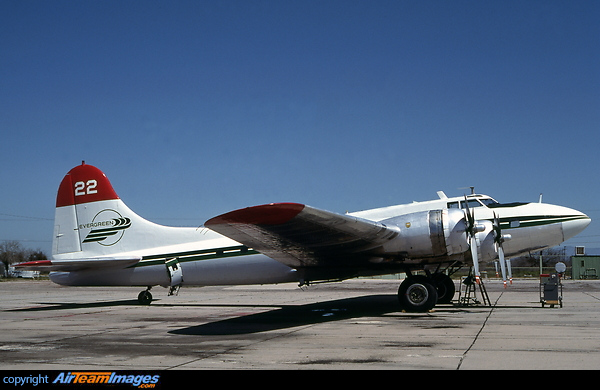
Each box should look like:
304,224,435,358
137,290,153,305
398,276,438,312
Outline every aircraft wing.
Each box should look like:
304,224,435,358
205,203,401,268
13,257,141,272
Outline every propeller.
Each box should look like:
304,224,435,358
507,256,513,285
492,212,512,288
464,196,485,284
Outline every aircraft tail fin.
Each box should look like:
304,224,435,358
52,162,199,258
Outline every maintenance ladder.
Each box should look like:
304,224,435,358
457,272,491,307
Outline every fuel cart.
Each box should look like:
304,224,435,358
540,273,563,308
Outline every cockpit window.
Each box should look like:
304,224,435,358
447,200,481,209
447,198,499,209
480,198,499,207
487,202,529,208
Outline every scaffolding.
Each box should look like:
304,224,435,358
457,270,491,307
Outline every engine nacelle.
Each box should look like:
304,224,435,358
381,208,469,258
475,220,495,262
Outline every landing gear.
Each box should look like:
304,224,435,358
398,275,438,312
137,288,153,305
397,272,457,312
431,273,456,304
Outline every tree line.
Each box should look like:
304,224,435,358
0,240,48,277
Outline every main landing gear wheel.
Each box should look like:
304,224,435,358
431,273,456,304
398,276,438,312
137,290,153,305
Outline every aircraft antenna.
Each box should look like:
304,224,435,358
458,186,476,195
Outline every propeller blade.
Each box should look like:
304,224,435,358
498,244,508,288
464,196,482,284
492,211,514,287
470,235,481,284
492,212,508,287
464,196,475,234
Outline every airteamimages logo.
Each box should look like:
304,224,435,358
80,209,131,246
3,372,160,388
52,372,160,387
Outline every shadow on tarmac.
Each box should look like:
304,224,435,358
170,294,436,336
6,299,140,311
7,293,532,336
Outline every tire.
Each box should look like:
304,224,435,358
137,290,153,305
431,273,456,304
398,276,438,312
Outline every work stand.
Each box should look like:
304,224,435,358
457,270,491,307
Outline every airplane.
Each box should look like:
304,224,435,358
15,162,591,312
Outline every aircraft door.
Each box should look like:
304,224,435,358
165,258,183,295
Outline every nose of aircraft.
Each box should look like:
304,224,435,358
561,207,591,241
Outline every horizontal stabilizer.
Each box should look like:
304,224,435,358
14,256,141,272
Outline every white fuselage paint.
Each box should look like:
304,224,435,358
51,193,590,287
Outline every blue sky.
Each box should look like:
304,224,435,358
1,0,599,255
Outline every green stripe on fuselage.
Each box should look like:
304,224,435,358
496,215,587,229
130,245,260,268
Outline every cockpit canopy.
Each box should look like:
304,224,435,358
447,195,499,210
447,195,529,210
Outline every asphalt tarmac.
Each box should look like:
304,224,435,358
1,278,600,370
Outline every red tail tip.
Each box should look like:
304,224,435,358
56,164,119,207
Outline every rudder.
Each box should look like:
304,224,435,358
54,162,162,258
53,162,217,260
53,162,122,256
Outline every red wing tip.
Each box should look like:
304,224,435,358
14,260,52,267
206,203,305,226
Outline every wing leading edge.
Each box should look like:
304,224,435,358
205,202,402,268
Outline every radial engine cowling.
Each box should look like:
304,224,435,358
380,208,470,258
